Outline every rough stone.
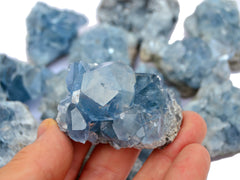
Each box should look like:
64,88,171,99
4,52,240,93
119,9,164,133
40,70,68,120
56,61,182,149
97,0,179,41
27,2,88,66
184,0,240,71
0,101,37,167
185,79,240,160
158,37,218,97
69,24,137,64
0,54,51,102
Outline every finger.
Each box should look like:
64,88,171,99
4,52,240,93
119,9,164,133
164,144,210,180
64,141,91,180
0,119,73,180
79,144,140,180
134,111,207,180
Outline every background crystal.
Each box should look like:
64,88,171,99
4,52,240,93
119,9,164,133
0,101,38,167
26,2,88,66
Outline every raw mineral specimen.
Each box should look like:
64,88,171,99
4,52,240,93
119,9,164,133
69,24,137,64
184,0,240,71
97,0,179,41
0,87,7,101
0,101,37,167
40,70,68,120
140,37,168,62
0,54,51,102
158,37,218,97
27,2,88,66
185,80,240,160
56,61,182,149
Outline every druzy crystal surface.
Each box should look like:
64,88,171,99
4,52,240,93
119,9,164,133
0,101,37,167
185,80,240,160
0,54,50,102
184,0,240,71
27,2,87,66
69,24,136,64
158,37,218,96
97,0,179,41
40,71,68,120
57,61,182,149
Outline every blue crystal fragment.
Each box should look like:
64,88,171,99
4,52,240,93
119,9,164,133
97,0,179,41
40,70,68,120
185,80,240,160
57,61,182,149
69,24,133,65
0,54,51,102
0,101,37,167
184,0,240,70
159,37,218,95
27,2,88,66
0,86,7,101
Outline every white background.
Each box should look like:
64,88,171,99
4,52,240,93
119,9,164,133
0,0,240,179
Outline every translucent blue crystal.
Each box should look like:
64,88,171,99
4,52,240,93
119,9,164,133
57,61,182,149
185,80,240,160
159,37,218,96
97,0,179,41
69,24,135,65
0,86,7,101
40,70,68,120
184,0,240,70
27,2,87,66
0,54,51,102
0,101,37,167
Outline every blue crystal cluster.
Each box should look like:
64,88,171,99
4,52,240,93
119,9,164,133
0,54,50,102
40,70,68,120
184,0,240,71
158,37,218,96
185,80,240,159
69,24,136,65
97,0,179,41
0,101,37,167
57,61,182,149
27,2,87,66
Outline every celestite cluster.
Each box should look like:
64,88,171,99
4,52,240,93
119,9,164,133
0,54,50,102
184,0,240,71
0,101,37,167
97,0,179,41
158,37,218,96
69,24,137,64
27,2,87,66
57,61,182,149
185,80,240,160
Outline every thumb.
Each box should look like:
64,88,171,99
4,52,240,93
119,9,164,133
0,119,73,180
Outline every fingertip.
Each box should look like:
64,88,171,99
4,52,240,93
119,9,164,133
37,118,58,138
182,111,207,143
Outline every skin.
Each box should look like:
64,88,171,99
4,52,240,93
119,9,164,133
0,111,210,180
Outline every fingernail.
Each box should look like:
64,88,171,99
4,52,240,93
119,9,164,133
37,119,57,138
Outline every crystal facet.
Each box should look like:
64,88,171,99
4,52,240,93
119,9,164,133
0,101,37,167
27,2,87,66
57,61,182,149
69,24,137,64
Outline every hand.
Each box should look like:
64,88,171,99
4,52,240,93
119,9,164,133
0,111,210,180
